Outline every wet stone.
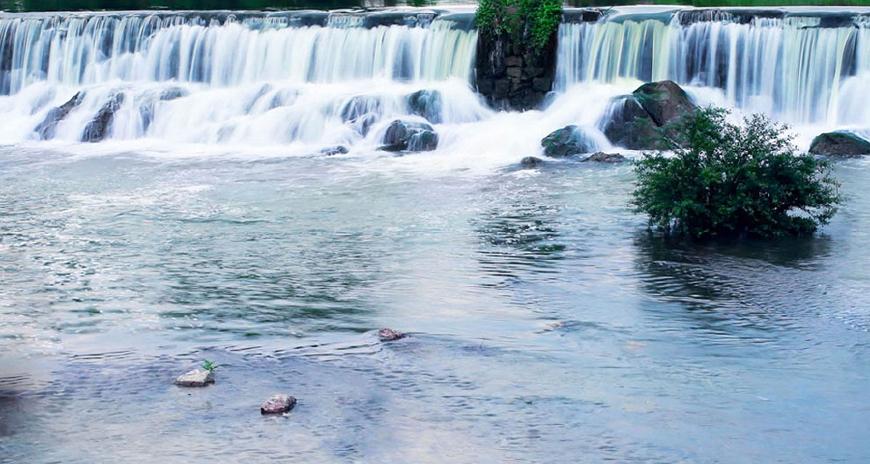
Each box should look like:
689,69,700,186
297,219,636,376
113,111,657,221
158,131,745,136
320,145,349,156
582,152,627,163
174,368,215,387
260,394,297,415
378,328,405,342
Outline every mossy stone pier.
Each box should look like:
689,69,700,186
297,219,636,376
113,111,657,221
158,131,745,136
474,0,562,110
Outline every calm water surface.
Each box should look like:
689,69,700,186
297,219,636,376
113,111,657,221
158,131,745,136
1,147,869,462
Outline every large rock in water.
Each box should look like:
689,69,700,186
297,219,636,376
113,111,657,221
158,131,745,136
81,93,125,142
541,125,596,157
632,80,696,127
34,91,86,140
601,80,697,150
380,120,438,152
407,89,443,124
601,96,660,150
809,131,870,157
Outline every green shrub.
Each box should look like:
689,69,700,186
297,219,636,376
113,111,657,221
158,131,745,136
631,107,841,239
476,0,562,52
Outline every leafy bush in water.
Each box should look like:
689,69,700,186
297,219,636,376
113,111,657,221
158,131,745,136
632,108,841,239
476,0,562,52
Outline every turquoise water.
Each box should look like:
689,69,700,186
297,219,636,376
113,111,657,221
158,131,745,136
1,147,869,462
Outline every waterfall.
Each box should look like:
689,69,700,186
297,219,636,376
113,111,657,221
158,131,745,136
0,10,484,147
555,9,870,126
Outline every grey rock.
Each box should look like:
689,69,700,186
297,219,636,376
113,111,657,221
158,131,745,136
34,91,86,140
260,394,297,415
81,93,125,143
601,80,697,150
520,156,545,168
175,368,215,387
407,89,443,123
809,131,870,157
160,87,189,101
320,145,349,156
582,152,627,163
378,328,405,342
541,125,596,157
340,95,382,136
380,120,438,152
632,80,696,127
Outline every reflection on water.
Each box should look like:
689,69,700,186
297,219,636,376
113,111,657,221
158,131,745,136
1,149,869,462
633,234,836,342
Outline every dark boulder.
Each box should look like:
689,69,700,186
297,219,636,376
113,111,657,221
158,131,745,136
379,120,438,152
809,131,870,157
407,89,443,123
541,125,596,157
260,394,297,415
340,95,382,136
378,328,405,342
81,93,125,143
320,145,349,156
34,91,86,140
519,156,545,169
601,96,659,150
582,152,627,163
632,80,696,127
600,80,697,150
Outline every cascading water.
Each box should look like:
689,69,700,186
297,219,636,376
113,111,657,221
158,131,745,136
555,8,870,128
0,6,867,160
0,9,489,151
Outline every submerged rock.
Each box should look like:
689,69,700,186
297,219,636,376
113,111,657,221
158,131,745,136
601,80,697,150
340,95,382,135
407,89,443,123
320,145,349,156
519,156,545,168
174,368,215,387
378,328,405,342
582,152,627,163
809,131,870,157
379,120,438,152
260,394,297,415
160,87,189,101
34,91,86,140
541,125,595,157
81,93,125,143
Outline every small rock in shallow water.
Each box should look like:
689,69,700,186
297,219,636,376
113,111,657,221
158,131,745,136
582,152,627,163
174,368,215,387
520,156,544,168
320,145,349,156
261,394,297,415
378,328,405,342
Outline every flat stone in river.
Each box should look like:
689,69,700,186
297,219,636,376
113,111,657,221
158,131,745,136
174,368,215,387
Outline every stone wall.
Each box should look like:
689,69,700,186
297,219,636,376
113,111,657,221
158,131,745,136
474,30,557,111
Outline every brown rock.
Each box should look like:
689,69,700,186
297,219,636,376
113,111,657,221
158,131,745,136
260,394,297,415
378,328,406,342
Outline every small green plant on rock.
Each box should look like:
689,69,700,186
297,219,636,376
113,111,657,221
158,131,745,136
632,107,842,239
201,360,218,373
